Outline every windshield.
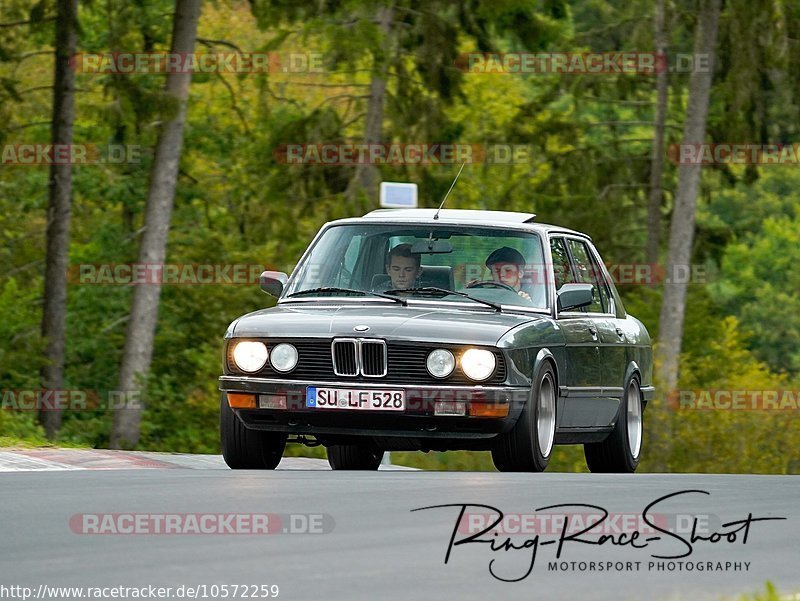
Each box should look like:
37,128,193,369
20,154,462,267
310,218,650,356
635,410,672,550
282,223,549,311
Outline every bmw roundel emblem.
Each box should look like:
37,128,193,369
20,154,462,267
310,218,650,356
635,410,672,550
353,325,370,332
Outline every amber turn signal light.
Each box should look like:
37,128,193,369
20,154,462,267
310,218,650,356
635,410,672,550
227,392,256,408
468,402,509,418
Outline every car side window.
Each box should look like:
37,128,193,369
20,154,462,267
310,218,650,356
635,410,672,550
549,237,574,290
566,239,612,314
587,243,614,314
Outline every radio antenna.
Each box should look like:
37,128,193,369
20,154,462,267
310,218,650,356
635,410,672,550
433,162,466,220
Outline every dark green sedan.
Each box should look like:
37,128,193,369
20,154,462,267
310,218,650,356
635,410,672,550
219,209,654,472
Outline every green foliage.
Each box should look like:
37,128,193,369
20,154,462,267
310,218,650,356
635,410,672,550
737,582,782,601
712,214,800,376
1,0,799,474
0,278,46,388
629,285,800,474
392,450,494,471
0,411,48,446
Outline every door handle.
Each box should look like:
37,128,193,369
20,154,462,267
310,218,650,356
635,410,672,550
588,325,598,340
615,327,624,338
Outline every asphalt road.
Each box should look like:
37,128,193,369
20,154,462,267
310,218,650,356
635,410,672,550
0,454,797,601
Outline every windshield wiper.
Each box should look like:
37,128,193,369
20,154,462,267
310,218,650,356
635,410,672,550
285,287,407,305
384,287,502,312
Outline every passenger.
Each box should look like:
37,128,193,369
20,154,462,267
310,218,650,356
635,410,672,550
386,243,422,290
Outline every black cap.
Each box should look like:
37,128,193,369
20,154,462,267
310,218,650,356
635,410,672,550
486,246,525,266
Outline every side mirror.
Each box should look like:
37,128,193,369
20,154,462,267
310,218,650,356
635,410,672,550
557,283,594,312
260,271,288,297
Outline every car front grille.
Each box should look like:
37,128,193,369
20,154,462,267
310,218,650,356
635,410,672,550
227,338,506,385
331,339,387,377
360,340,387,377
332,339,359,376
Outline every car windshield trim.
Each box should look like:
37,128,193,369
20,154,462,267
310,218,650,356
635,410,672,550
384,286,502,312
285,286,407,305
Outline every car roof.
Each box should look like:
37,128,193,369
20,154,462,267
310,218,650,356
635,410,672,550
363,208,537,223
326,208,590,239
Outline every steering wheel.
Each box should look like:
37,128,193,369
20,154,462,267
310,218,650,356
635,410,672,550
465,280,517,293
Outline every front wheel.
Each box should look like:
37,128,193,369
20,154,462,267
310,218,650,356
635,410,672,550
584,377,643,473
491,362,556,472
327,441,384,470
220,393,287,469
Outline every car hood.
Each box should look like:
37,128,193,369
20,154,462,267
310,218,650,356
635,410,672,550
230,302,545,347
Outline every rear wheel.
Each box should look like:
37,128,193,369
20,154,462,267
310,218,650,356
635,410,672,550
584,377,643,473
327,441,384,470
220,393,287,469
491,362,556,472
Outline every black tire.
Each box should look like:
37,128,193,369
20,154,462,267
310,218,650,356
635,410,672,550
584,376,643,473
491,362,556,472
327,441,384,470
220,393,287,469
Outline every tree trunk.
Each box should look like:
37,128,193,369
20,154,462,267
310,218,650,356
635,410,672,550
655,0,722,397
39,0,79,439
646,0,669,267
346,5,392,206
110,0,201,449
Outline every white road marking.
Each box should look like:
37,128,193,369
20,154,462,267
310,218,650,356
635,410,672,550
0,451,82,472
0,449,417,471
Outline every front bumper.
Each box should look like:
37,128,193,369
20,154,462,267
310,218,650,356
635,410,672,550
219,375,528,439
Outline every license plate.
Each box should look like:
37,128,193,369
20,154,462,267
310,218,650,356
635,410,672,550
306,387,405,411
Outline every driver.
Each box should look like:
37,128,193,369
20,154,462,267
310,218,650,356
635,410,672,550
485,246,531,301
386,243,423,290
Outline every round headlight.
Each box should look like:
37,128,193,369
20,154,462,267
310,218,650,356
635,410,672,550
231,341,268,373
270,343,298,372
460,348,496,381
426,349,455,378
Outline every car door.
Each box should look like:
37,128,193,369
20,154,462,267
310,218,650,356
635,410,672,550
563,237,626,427
550,236,604,429
584,240,629,396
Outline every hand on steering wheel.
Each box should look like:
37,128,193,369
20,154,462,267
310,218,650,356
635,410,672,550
465,279,517,293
